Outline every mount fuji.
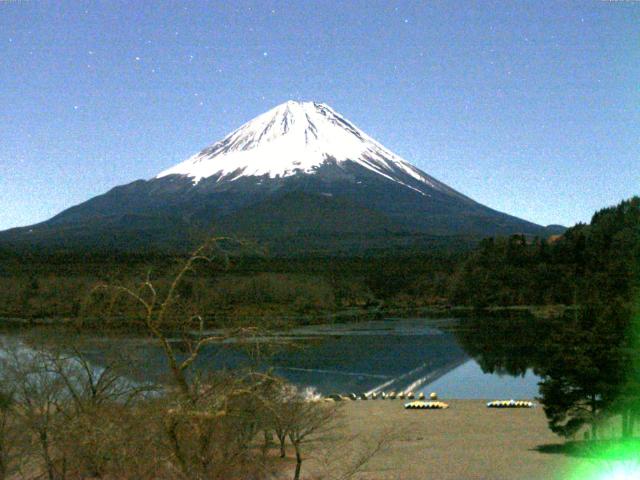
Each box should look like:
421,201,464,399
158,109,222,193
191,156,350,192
1,101,559,254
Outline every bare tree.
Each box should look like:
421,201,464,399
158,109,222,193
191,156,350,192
260,382,292,458
86,239,235,405
48,340,157,478
286,398,340,480
265,387,389,480
85,239,280,479
72,238,389,480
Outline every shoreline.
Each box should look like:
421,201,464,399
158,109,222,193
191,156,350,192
0,303,573,331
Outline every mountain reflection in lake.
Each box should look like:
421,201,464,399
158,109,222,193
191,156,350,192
0,316,550,399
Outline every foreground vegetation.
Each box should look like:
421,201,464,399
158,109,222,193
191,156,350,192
0,331,387,480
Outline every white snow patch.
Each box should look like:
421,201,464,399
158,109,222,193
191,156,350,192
156,100,446,195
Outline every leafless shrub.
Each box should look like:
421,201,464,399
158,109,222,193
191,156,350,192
261,382,341,480
0,331,160,480
0,380,24,480
287,400,341,480
1,344,68,480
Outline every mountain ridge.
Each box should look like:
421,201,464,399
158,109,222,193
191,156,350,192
0,101,561,254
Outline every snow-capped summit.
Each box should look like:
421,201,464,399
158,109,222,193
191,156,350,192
156,101,446,195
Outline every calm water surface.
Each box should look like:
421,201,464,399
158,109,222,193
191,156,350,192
1,317,542,399
264,318,541,398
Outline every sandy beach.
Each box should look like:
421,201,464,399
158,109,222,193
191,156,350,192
296,399,588,480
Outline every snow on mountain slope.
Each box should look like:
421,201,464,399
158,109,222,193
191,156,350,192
156,101,449,196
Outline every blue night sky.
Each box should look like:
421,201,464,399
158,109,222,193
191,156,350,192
1,1,638,230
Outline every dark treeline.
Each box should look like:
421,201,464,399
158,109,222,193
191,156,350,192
0,248,465,321
453,196,640,307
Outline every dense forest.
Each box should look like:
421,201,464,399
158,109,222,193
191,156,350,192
0,248,463,322
453,196,640,308
0,197,638,324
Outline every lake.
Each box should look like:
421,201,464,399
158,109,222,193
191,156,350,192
0,316,543,399
262,318,541,398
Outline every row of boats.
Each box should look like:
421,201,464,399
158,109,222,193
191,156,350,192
404,400,450,409
326,391,431,401
486,400,535,408
404,400,535,410
324,393,535,409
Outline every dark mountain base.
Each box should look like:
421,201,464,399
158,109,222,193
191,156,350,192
0,169,561,255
